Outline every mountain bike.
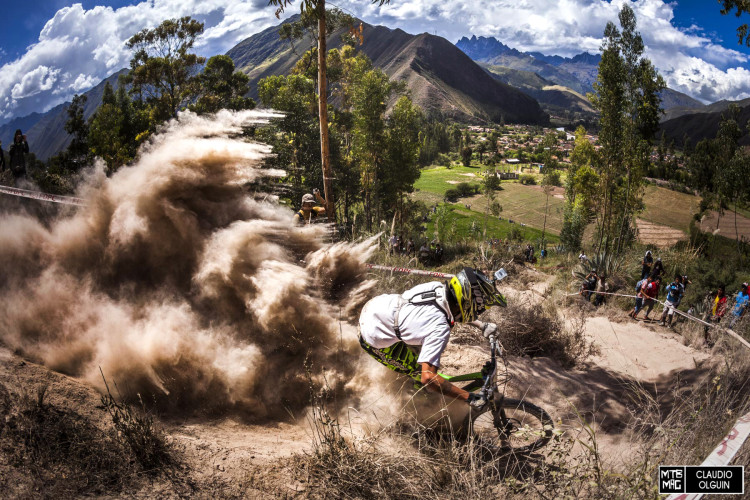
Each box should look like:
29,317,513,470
441,334,554,453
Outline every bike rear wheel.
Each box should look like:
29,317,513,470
466,397,553,453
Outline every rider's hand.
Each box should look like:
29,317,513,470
467,393,488,410
480,322,498,338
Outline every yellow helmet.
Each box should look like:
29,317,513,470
448,268,506,323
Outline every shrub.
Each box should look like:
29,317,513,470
444,188,460,203
519,174,537,185
455,182,479,197
544,169,562,187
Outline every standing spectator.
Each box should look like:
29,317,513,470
703,285,728,346
388,234,399,255
0,140,5,173
398,234,405,254
418,242,431,264
405,237,415,257
578,251,588,265
434,243,444,263
629,275,651,319
593,276,608,306
640,250,654,280
650,258,665,281
728,282,749,328
658,275,683,327
540,248,547,259
634,277,660,321
8,129,29,183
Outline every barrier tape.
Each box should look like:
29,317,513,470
0,185,86,206
566,290,750,350
365,263,455,279
665,410,750,500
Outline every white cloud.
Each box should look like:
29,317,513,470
0,1,285,121
2,0,750,122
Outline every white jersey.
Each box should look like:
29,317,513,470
359,282,453,367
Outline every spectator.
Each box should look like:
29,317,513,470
578,252,588,265
640,250,654,280
728,282,749,328
581,269,599,301
650,258,665,281
398,234,405,254
703,285,728,346
634,277,660,321
0,140,5,173
629,275,651,319
293,188,327,225
405,237,416,257
593,276,608,306
540,248,547,259
8,129,29,183
418,242,431,264
434,243,444,263
658,275,683,327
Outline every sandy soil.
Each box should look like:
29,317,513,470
0,270,721,495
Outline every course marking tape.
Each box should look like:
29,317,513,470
665,410,750,500
566,290,750,350
365,263,455,279
0,185,86,206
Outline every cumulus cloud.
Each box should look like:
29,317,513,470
0,1,289,121
1,0,750,122
342,0,750,103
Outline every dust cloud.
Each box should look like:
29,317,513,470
0,109,378,419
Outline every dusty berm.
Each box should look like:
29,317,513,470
0,109,378,419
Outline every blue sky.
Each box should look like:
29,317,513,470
1,0,750,123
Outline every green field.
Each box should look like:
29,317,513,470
413,166,706,241
413,166,564,236
423,203,560,243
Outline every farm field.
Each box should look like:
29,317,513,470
414,165,566,236
640,184,701,232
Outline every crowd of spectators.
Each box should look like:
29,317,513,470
388,234,443,264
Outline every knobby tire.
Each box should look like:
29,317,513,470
465,397,553,453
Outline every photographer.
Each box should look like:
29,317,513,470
293,188,327,225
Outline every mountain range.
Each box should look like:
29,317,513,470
228,17,548,125
6,18,748,161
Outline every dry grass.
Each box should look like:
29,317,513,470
0,382,135,497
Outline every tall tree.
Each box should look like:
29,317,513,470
64,94,89,166
190,55,255,114
123,17,205,123
590,4,665,255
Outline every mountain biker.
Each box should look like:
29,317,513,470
358,267,506,409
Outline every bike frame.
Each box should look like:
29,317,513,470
440,335,501,399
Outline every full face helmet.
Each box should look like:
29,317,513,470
447,267,507,323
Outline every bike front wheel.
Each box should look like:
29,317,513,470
466,397,554,453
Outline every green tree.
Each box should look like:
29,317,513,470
268,2,362,222
382,96,422,233
461,146,473,167
123,17,205,123
258,74,319,204
190,55,255,114
561,126,599,251
64,94,89,166
589,4,665,255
